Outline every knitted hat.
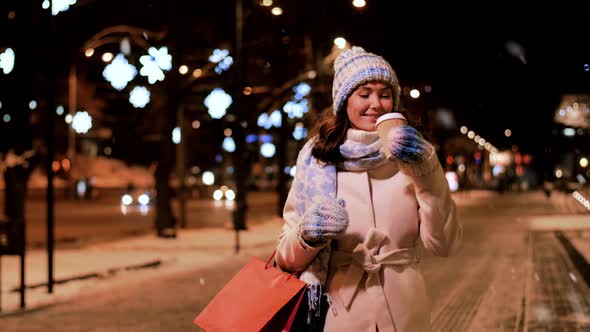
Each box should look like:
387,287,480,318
332,46,400,115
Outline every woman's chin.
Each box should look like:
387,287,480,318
358,123,378,131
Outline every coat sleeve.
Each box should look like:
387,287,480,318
399,148,463,257
274,142,327,272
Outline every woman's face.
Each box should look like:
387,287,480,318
345,82,394,131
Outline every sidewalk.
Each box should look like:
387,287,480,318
0,215,284,316
528,214,590,263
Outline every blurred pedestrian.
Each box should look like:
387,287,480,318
274,46,462,331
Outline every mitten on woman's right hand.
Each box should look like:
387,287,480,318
387,125,433,163
299,199,349,246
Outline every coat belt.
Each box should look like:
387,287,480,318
330,228,420,332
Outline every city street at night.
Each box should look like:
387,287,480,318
1,190,589,331
1,1,590,331
0,189,277,249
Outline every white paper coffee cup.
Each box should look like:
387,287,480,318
376,112,407,160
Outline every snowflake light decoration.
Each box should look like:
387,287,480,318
214,57,233,74
139,56,164,84
129,86,150,108
208,49,233,74
172,127,181,144
293,123,308,140
72,111,92,134
283,99,309,119
222,137,236,152
0,48,15,74
293,82,311,100
139,47,172,84
204,88,232,119
149,47,172,71
257,113,268,128
102,53,137,91
260,142,276,158
51,0,77,15
209,49,229,63
257,110,281,129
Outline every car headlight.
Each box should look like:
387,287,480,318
225,189,236,201
121,194,133,206
138,193,150,206
213,189,223,201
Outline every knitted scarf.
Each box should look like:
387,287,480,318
291,129,388,326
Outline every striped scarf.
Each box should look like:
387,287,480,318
290,129,387,326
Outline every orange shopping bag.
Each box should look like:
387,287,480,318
193,252,307,332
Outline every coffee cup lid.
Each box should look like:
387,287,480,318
376,112,407,127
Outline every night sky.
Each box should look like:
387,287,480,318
3,0,589,160
320,1,590,153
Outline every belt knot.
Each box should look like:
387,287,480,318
352,242,382,274
331,228,419,312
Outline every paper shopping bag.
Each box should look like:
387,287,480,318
193,254,307,332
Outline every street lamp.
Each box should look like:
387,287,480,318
334,37,348,49
101,52,113,62
352,0,367,8
271,7,283,15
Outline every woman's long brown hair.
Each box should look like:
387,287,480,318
310,108,350,164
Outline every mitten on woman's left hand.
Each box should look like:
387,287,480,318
387,125,433,163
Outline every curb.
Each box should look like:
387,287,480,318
555,231,590,288
0,259,165,317
8,260,162,293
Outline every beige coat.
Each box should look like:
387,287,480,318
276,130,462,332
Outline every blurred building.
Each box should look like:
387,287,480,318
549,94,590,188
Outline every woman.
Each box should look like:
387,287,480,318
275,46,462,331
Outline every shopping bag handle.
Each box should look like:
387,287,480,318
265,249,277,269
265,249,300,279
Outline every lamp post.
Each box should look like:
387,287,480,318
231,0,247,253
0,0,36,308
44,0,89,295
46,4,57,296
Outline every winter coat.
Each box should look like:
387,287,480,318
275,130,462,332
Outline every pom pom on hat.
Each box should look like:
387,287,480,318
332,46,400,114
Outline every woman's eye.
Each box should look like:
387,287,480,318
381,94,391,98
359,95,369,98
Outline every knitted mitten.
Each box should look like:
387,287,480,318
299,199,349,246
387,125,433,163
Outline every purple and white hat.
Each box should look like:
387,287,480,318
332,46,400,115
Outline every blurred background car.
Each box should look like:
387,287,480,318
120,185,154,215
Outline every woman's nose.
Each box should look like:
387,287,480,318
369,95,383,110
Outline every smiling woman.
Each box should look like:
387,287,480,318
346,82,394,131
274,46,462,332
310,47,402,163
